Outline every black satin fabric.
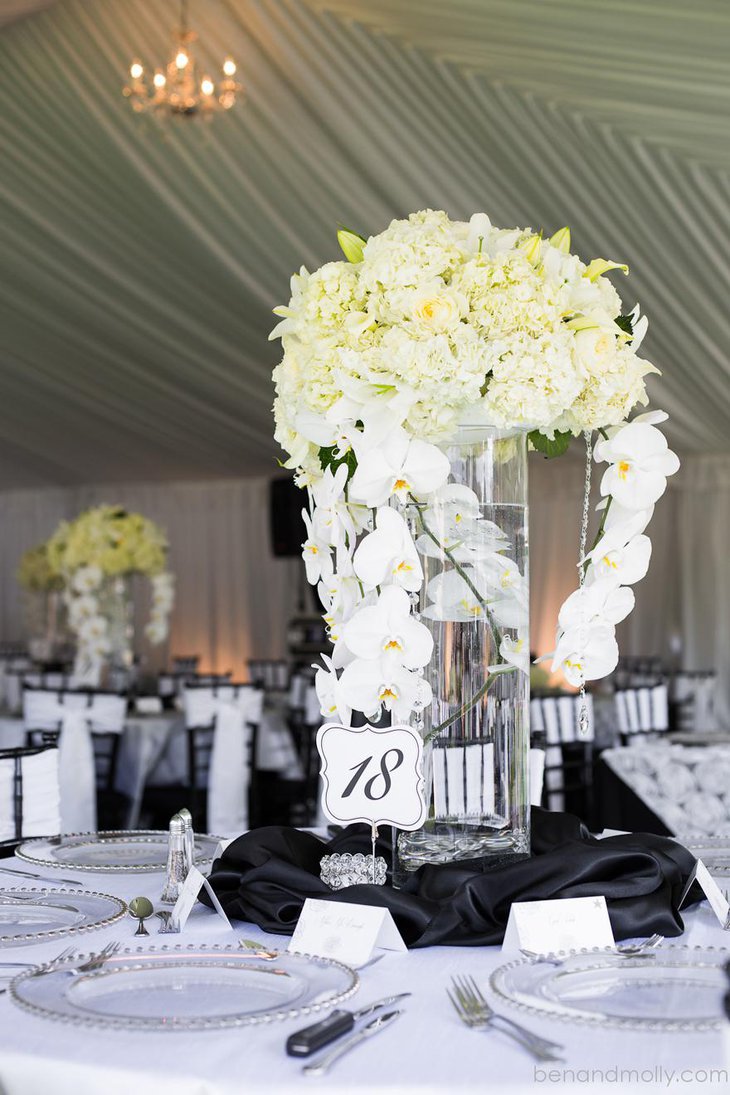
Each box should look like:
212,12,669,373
201,808,700,947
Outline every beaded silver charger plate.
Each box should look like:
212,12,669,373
0,888,126,948
9,944,359,1031
16,831,221,873
680,838,730,876
490,946,728,1031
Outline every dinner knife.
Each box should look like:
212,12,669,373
302,1010,403,1076
286,993,410,1057
0,865,82,887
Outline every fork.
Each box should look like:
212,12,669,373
521,933,664,966
55,941,121,975
448,975,564,1062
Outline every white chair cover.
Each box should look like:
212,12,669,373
183,685,263,835
0,747,61,842
529,747,545,807
22,690,126,833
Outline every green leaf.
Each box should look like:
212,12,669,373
318,445,358,479
337,227,366,264
615,313,634,336
528,429,573,458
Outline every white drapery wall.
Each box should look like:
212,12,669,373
0,459,696,686
0,478,300,675
678,457,730,729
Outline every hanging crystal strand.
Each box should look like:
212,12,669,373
577,431,593,738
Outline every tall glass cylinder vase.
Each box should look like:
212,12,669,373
102,575,134,691
393,424,530,883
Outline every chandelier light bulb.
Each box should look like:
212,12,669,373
175,51,189,69
201,77,214,95
130,61,144,79
153,71,166,88
222,58,236,76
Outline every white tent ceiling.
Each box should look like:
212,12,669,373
0,0,728,488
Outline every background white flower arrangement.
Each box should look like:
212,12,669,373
271,210,679,724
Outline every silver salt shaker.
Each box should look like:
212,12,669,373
178,807,195,874
160,814,187,905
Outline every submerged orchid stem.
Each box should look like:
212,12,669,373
423,667,517,744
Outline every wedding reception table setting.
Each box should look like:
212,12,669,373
1,1,729,1091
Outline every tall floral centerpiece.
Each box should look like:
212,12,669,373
17,542,66,662
46,505,175,687
271,210,679,873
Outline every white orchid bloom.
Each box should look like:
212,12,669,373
317,563,367,641
338,656,431,721
597,497,654,538
71,565,103,594
586,532,652,586
596,422,679,509
68,594,99,626
314,654,351,725
310,463,365,549
343,585,433,669
551,624,619,686
349,428,449,507
558,579,635,631
78,614,109,642
422,567,488,622
500,630,530,674
301,509,334,586
343,585,433,668
353,507,423,593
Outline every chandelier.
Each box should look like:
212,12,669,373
123,0,241,117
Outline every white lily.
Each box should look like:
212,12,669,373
585,531,652,586
349,427,449,507
338,656,431,721
558,579,635,631
353,506,423,593
301,509,334,586
314,654,351,725
342,585,433,669
596,422,680,508
551,624,619,686
500,630,530,674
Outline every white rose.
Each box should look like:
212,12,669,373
573,327,618,373
411,290,464,331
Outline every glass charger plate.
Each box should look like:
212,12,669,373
0,888,126,947
490,946,728,1031
16,831,220,872
680,838,730,875
10,943,359,1031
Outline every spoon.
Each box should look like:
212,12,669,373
129,896,154,936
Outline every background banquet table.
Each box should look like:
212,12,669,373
0,697,302,830
0,852,727,1094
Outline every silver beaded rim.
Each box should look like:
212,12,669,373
0,887,127,945
9,943,360,1031
489,944,729,1031
16,831,222,873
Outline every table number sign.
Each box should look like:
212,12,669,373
317,722,427,831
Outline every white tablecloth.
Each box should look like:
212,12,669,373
0,852,726,1094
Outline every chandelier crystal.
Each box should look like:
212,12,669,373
123,0,242,117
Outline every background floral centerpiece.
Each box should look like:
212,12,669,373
45,505,175,685
271,209,680,868
17,542,66,662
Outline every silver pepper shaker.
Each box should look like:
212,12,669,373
178,807,195,874
160,814,187,905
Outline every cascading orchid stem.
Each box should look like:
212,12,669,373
407,493,504,662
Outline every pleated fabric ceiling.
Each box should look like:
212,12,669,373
0,0,728,489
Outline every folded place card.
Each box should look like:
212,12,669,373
679,858,730,929
288,898,407,968
502,895,615,955
171,865,232,932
